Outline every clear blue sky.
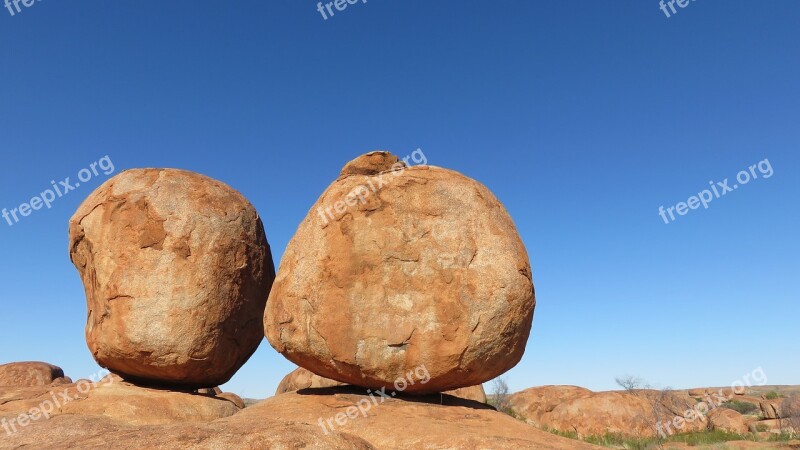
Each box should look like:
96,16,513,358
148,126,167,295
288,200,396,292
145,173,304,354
1,1,797,398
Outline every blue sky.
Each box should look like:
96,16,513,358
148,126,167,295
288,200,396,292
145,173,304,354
1,1,797,398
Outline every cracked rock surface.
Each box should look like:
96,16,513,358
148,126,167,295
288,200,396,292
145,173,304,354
265,152,535,394
69,168,275,388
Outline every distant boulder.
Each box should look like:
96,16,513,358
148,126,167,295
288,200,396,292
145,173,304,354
0,362,64,387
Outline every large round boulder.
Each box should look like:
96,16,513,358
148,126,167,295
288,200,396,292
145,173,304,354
265,152,535,394
69,168,275,388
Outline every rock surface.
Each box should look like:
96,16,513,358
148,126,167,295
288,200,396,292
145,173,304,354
511,387,706,438
60,380,242,425
265,152,535,394
0,362,64,387
445,384,487,403
69,168,275,388
509,385,594,424
276,366,347,395
0,386,601,450
0,414,374,450
760,399,782,419
708,408,750,434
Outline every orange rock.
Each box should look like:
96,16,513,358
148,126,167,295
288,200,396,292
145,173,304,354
235,388,599,449
69,169,275,388
0,362,64,387
760,399,782,419
708,408,750,434
276,367,349,395
1,387,603,449
444,385,487,403
518,389,706,438
509,385,593,423
216,392,246,409
60,380,240,425
0,414,373,450
265,152,535,394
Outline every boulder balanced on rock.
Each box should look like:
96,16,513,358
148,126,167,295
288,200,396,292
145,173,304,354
69,168,275,388
265,152,535,394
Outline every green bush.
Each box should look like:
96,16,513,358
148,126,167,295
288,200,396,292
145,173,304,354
765,391,781,400
721,400,759,415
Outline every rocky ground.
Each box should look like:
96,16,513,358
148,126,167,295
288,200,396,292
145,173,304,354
507,384,800,449
0,362,600,449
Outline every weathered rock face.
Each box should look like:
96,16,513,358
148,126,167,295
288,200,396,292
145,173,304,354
60,380,242,425
708,408,750,434
0,362,64,387
69,169,275,388
445,385,487,403
276,367,349,395
761,399,782,419
241,387,598,450
512,387,707,438
539,391,656,437
759,396,800,420
0,385,601,450
0,413,374,450
265,152,535,394
509,385,594,424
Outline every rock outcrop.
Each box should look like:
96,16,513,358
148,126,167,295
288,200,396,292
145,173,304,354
509,385,593,424
0,385,601,450
445,385,487,403
265,152,535,394
0,362,65,387
511,387,707,438
60,379,242,425
69,168,275,388
276,367,347,395
708,408,750,434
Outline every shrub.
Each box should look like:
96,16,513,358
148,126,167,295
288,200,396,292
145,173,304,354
721,400,759,415
765,391,781,400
